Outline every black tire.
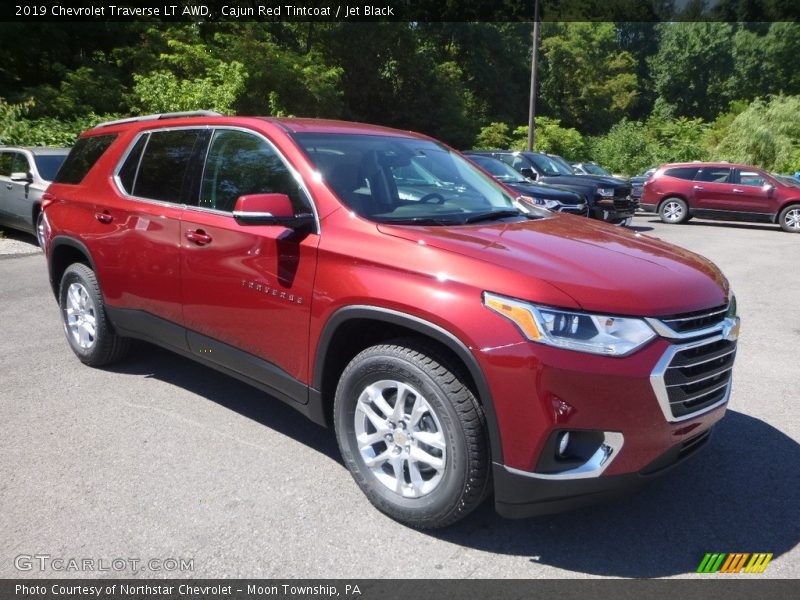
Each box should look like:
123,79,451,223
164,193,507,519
778,204,800,233
659,197,689,224
58,263,130,366
333,339,490,529
34,208,45,248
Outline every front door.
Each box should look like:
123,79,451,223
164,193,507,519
180,128,320,399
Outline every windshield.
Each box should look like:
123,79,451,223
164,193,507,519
294,133,522,225
34,153,68,181
528,154,574,176
583,163,610,176
469,155,526,183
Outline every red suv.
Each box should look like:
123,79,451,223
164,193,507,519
42,113,740,528
641,162,800,232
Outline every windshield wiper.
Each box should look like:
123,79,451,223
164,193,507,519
462,209,523,224
378,216,461,226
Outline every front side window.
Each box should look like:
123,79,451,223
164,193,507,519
695,167,732,183
54,134,117,185
199,129,307,213
294,133,519,224
738,170,767,187
133,129,201,203
10,153,30,174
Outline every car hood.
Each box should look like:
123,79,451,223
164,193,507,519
504,181,583,204
540,174,629,189
377,215,728,316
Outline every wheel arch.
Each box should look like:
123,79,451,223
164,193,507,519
48,236,97,299
313,305,504,463
775,200,800,224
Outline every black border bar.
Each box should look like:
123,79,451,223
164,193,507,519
3,1,800,22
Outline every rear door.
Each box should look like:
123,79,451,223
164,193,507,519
91,128,206,341
180,127,320,397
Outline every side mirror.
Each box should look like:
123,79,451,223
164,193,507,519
10,171,32,183
232,193,315,229
762,182,775,195
519,167,537,181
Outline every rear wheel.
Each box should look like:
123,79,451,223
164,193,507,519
779,204,800,233
659,197,689,224
333,340,489,529
58,263,130,366
34,209,45,248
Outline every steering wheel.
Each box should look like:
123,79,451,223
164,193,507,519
417,192,446,204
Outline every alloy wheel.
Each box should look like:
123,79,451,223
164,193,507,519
64,282,98,350
354,379,447,498
784,208,800,231
663,201,684,222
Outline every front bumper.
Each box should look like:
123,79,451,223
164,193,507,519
591,197,637,222
494,426,713,518
557,202,589,216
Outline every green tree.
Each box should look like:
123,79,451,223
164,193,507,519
474,122,511,149
510,117,586,159
539,22,639,134
714,95,800,172
649,23,734,120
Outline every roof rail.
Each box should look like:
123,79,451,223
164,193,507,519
93,111,223,129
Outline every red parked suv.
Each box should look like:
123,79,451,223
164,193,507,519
641,161,800,232
42,112,740,528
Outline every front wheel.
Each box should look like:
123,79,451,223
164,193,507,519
779,204,800,233
659,197,689,224
35,209,46,248
333,340,490,529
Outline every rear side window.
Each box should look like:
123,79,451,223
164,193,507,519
132,129,201,203
695,167,732,183
54,134,117,184
116,135,148,195
663,167,700,180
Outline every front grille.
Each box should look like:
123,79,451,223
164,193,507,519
659,304,728,334
663,338,737,419
614,186,631,198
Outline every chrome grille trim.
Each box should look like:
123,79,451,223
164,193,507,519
650,333,736,422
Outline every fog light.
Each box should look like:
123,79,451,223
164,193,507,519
557,432,571,457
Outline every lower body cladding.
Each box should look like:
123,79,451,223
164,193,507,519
479,336,732,518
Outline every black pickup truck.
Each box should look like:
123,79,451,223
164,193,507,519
466,150,637,224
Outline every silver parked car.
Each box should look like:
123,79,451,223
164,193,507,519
0,146,69,246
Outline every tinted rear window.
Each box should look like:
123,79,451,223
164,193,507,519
132,129,201,203
663,167,700,180
34,154,68,181
54,134,117,184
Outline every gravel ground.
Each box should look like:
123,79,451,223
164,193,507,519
0,228,40,258
0,215,797,579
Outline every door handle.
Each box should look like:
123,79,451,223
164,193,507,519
95,211,113,224
186,229,212,246
732,188,744,193
693,185,704,190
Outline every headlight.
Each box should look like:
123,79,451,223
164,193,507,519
597,187,614,197
542,199,560,209
483,292,656,356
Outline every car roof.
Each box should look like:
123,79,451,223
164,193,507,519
0,146,70,154
85,112,429,141
662,161,762,171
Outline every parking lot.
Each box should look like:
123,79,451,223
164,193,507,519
1,215,798,579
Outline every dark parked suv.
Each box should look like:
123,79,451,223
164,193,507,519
43,112,739,528
467,150,637,224
467,154,587,215
641,162,800,232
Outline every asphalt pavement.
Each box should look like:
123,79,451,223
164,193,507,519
1,215,798,579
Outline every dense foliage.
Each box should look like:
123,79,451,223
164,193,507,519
1,21,799,174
